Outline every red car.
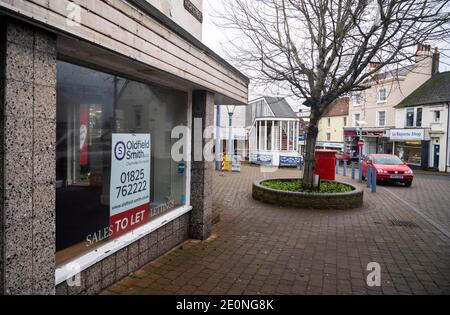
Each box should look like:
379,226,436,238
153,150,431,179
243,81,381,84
362,154,414,187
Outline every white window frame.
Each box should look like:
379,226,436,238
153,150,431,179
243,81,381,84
434,110,441,123
55,205,193,285
343,116,347,127
377,88,387,103
354,93,363,106
377,110,386,127
406,108,415,127
353,113,361,127
416,107,423,127
55,88,194,286
327,118,331,128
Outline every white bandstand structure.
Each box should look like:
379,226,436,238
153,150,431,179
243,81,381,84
247,97,303,167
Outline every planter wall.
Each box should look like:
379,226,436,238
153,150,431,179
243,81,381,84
253,179,363,210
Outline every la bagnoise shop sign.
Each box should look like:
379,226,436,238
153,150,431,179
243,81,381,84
109,134,151,239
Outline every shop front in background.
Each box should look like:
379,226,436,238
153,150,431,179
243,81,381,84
390,129,429,169
344,128,392,159
55,61,188,265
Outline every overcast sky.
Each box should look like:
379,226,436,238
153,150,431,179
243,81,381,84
202,0,450,110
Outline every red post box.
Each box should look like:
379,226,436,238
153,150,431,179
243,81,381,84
315,150,337,181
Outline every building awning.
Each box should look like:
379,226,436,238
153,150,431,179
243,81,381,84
0,0,249,105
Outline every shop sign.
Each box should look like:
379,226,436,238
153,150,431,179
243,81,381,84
177,162,186,174
390,129,425,141
251,154,273,165
110,134,151,239
232,155,241,172
344,130,357,137
317,141,344,149
363,130,386,137
280,156,303,167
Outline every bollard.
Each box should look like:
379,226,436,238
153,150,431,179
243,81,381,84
351,161,355,180
358,161,363,183
336,159,339,175
367,166,371,188
371,167,377,193
343,160,347,177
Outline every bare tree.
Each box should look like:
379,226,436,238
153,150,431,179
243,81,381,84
217,0,450,189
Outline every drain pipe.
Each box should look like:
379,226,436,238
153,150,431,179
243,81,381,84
446,102,450,173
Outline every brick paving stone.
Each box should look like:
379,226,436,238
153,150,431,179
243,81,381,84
103,165,450,295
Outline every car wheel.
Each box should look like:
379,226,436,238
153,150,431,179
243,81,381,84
405,182,412,187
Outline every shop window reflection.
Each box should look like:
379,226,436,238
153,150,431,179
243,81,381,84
55,61,188,264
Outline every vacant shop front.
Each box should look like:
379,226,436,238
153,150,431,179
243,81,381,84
55,61,189,264
0,0,248,295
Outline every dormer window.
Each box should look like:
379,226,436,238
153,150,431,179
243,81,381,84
377,88,387,102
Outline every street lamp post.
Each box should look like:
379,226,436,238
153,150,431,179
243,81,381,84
357,121,367,183
358,126,363,183
227,106,236,159
228,111,234,157
215,105,221,171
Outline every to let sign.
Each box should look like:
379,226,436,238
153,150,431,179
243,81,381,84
110,134,151,239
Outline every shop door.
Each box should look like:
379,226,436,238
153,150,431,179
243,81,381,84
434,145,440,168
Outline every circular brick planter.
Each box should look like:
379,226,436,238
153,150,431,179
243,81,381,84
253,178,363,210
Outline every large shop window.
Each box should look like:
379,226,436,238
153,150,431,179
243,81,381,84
396,142,422,166
55,61,188,264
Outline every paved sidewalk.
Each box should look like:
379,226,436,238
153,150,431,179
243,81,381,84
102,165,450,295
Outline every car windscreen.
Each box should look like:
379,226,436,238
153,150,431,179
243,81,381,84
374,156,404,165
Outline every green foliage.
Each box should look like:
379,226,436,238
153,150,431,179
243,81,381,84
262,180,352,193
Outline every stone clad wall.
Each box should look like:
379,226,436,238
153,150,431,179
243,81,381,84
1,17,213,296
0,18,57,294
189,91,214,240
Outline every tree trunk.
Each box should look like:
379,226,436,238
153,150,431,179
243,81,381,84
302,119,319,190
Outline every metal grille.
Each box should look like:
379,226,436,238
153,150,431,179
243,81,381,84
387,171,405,175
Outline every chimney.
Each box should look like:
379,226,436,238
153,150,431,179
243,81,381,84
416,43,432,62
368,62,382,72
432,47,440,76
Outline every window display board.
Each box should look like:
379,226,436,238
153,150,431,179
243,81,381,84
110,134,151,239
